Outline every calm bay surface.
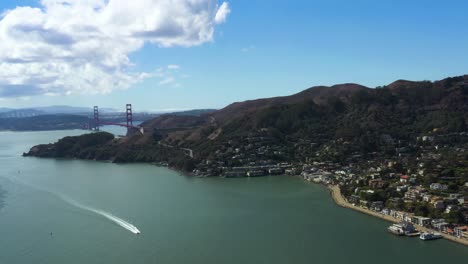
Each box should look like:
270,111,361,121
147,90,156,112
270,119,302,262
0,130,467,264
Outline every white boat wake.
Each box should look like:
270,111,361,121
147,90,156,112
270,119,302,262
62,197,141,235
9,175,140,235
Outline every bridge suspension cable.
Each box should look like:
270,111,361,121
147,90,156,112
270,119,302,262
89,104,143,135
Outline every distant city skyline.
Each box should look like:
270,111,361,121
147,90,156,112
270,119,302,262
0,0,467,111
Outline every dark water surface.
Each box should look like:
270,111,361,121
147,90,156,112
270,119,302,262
0,130,466,264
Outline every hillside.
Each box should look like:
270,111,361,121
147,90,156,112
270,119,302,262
25,75,468,174
210,83,367,122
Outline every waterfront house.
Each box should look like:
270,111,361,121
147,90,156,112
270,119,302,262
348,195,360,204
396,211,407,220
370,201,384,211
390,210,407,220
302,172,321,182
381,208,390,215
359,200,369,208
431,219,445,225
444,226,455,235
454,226,468,239
412,216,431,227
404,214,416,223
432,221,450,231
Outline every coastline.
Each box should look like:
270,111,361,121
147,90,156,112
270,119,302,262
327,184,468,247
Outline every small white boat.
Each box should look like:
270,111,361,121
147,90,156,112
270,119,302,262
388,225,405,235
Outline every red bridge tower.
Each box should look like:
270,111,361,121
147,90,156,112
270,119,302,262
126,104,133,128
93,106,99,131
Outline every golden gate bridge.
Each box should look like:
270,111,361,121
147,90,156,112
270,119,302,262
86,104,144,134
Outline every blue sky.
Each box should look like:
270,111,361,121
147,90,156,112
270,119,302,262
0,0,467,111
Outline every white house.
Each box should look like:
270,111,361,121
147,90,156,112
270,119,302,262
430,183,448,191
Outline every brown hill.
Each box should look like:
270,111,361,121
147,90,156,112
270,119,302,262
211,83,368,122
141,114,207,130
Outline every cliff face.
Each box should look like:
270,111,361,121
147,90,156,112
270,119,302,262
24,75,468,172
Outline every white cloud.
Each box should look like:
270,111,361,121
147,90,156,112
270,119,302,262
159,76,175,85
153,65,185,86
167,64,180,70
214,2,231,24
0,0,230,98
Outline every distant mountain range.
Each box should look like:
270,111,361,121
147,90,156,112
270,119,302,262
0,106,116,118
0,107,216,131
0,108,12,113
0,115,89,131
0,105,217,118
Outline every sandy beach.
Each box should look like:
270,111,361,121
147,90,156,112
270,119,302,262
327,184,468,247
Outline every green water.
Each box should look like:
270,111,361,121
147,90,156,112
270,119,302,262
0,130,466,264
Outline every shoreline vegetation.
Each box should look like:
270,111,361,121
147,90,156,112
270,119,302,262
327,184,468,247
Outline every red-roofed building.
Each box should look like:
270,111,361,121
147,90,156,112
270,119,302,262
446,227,455,235
400,175,410,183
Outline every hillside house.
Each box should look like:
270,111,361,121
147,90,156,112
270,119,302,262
433,200,445,209
430,183,449,191
400,175,410,183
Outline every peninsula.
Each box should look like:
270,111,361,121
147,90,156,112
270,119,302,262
25,75,468,245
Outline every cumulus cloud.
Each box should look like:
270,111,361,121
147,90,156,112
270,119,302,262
0,0,230,98
214,2,231,24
